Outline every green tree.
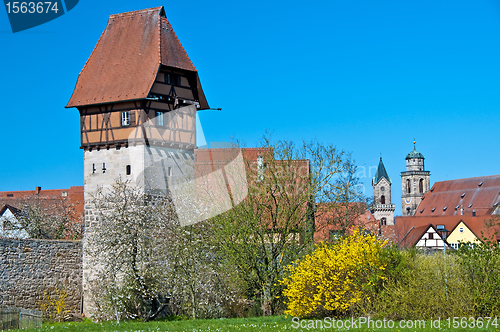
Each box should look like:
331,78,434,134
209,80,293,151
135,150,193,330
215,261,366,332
209,137,349,315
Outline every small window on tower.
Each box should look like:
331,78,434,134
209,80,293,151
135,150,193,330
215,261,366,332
156,112,164,126
126,165,131,175
122,111,130,126
381,218,387,226
167,167,173,177
92,163,96,174
102,163,106,173
381,195,386,204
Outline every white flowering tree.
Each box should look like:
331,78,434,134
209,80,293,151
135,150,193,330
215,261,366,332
85,180,238,321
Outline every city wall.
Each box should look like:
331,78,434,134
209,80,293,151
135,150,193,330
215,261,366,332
0,237,82,313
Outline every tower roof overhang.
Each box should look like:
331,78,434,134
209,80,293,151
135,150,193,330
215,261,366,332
66,6,209,109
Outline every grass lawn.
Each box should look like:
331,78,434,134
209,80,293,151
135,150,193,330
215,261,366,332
11,316,500,332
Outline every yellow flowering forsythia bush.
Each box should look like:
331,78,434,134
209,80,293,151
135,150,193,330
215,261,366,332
280,230,387,318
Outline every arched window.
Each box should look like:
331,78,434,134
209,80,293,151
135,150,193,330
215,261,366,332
381,195,386,204
381,218,387,226
419,178,424,193
407,179,411,194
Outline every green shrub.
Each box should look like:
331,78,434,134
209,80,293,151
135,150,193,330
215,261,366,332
366,252,472,320
456,242,500,316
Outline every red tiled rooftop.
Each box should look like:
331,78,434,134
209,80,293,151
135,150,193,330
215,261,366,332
393,215,499,244
416,174,500,217
66,6,208,109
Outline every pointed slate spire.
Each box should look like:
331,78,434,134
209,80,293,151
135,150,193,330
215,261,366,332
373,157,391,184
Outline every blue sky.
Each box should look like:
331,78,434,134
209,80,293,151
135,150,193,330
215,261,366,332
1,0,500,215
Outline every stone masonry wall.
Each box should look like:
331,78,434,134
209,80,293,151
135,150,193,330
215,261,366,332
0,238,82,313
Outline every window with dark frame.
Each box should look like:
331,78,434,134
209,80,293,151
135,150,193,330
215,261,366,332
122,111,130,126
126,165,131,175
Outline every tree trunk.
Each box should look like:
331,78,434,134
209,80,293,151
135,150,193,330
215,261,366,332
261,284,273,316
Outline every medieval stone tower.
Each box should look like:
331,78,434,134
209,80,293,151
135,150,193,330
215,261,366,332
401,144,430,216
372,158,395,225
66,7,209,315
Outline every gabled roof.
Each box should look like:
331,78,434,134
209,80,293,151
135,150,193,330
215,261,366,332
399,224,431,248
398,223,446,248
393,215,499,243
416,174,500,217
66,6,209,109
373,157,391,185
0,204,23,219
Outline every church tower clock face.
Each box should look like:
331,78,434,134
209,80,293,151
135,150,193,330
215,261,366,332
404,197,412,205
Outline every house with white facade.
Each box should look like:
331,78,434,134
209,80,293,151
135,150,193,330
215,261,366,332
0,204,29,239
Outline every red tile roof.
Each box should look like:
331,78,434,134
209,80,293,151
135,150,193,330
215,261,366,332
66,7,209,109
399,224,431,248
0,186,84,239
416,174,500,217
393,215,500,244
314,202,378,242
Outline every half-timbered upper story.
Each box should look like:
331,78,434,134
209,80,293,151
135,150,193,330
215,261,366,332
66,7,209,150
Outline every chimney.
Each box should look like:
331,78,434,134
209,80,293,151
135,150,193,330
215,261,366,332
35,186,41,195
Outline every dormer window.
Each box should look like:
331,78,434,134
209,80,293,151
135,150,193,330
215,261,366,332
167,73,181,86
122,111,130,126
461,193,466,198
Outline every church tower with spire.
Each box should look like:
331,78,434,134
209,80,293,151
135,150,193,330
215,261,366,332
372,157,395,225
401,142,431,216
